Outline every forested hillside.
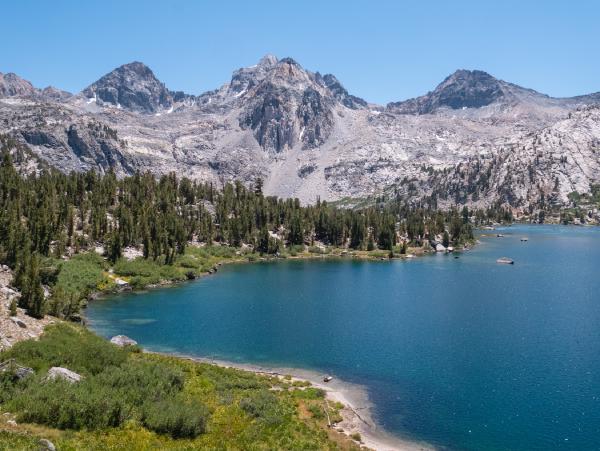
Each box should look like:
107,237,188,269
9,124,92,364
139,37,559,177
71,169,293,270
0,144,511,321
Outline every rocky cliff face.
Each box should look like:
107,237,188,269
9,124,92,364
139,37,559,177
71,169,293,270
237,57,339,152
1,56,599,209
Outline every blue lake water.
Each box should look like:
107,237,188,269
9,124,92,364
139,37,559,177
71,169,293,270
86,225,600,450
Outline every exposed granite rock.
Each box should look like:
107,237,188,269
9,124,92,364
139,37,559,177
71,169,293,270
82,62,174,113
318,73,367,109
241,82,297,152
1,56,600,209
46,367,83,383
296,88,333,148
239,58,336,152
0,266,56,349
10,317,26,328
39,439,56,451
0,72,37,98
388,70,509,114
110,335,138,347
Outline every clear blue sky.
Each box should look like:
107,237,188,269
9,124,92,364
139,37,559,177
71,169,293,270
1,0,598,104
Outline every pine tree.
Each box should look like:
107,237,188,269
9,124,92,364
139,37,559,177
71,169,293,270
20,253,45,319
442,230,450,248
9,297,17,316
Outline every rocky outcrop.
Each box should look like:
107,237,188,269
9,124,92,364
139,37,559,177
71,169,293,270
0,72,37,98
39,439,56,451
46,367,82,383
82,62,174,113
0,359,34,380
241,82,297,152
110,335,138,347
296,88,333,148
0,265,56,350
317,73,367,109
239,58,336,152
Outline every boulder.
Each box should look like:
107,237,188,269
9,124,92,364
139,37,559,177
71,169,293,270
13,365,34,379
0,359,33,379
39,439,56,451
9,317,26,328
46,367,82,383
110,335,138,347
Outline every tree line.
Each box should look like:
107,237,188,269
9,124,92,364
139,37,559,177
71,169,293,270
0,150,508,318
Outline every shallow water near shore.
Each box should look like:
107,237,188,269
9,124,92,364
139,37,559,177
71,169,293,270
87,225,600,450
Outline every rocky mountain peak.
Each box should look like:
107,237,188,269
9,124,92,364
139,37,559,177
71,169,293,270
267,57,313,86
228,55,280,95
235,56,340,152
82,62,173,113
0,72,37,98
387,69,506,114
257,54,278,67
435,69,504,106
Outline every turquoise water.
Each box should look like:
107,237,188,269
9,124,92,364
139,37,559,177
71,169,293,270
87,225,600,450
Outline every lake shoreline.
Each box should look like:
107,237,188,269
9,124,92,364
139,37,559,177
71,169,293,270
88,238,477,302
148,350,434,451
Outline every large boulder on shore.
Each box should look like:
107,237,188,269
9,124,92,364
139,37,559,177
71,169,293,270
110,335,138,347
46,367,82,383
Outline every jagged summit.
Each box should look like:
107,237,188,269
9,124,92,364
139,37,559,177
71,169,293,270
0,72,37,98
2,57,600,209
82,62,174,113
230,55,366,152
257,54,278,67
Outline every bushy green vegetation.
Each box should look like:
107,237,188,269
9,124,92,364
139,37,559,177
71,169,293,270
0,325,356,450
54,253,108,296
0,325,201,437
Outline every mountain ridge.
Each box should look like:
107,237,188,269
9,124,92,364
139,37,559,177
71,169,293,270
1,55,599,212
2,58,597,111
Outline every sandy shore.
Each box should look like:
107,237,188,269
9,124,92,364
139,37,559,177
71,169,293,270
168,354,433,451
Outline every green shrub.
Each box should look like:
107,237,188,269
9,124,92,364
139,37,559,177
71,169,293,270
10,379,125,430
0,325,200,436
141,398,208,438
0,324,127,375
114,258,187,288
239,389,290,426
291,387,325,400
9,297,17,316
308,403,324,419
54,252,107,298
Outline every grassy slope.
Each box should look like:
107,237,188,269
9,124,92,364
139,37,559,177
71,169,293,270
0,324,360,450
